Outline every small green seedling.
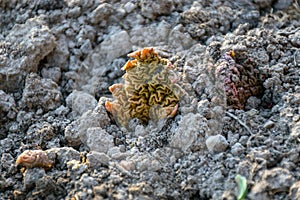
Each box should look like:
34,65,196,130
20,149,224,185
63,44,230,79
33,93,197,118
235,174,247,200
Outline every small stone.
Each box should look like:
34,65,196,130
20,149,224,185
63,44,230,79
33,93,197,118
64,120,81,147
0,90,16,121
140,0,174,19
86,151,111,168
1,153,14,172
0,138,13,152
86,127,114,153
0,17,56,92
100,30,132,63
21,73,62,111
134,125,147,136
88,3,114,24
239,135,249,146
54,105,69,116
23,168,46,190
77,105,111,144
170,113,208,152
66,90,97,116
206,134,228,153
263,120,275,129
230,143,245,156
46,35,69,70
107,147,127,160
168,25,196,50
41,67,61,83
67,6,81,18
9,122,19,132
246,109,259,116
34,174,64,198
0,90,15,113
46,147,81,169
124,2,136,13
135,155,162,172
212,169,225,182
129,21,171,46
119,160,136,171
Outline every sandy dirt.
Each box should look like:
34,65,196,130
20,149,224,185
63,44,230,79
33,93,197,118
0,0,300,199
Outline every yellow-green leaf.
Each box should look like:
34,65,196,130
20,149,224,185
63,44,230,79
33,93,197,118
235,174,247,200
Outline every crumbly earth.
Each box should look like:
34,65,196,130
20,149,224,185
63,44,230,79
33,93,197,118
0,0,299,199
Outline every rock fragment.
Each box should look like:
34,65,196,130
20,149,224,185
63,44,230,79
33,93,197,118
124,2,136,13
89,3,114,24
86,127,114,153
66,90,97,116
77,104,111,144
21,73,62,111
230,142,245,156
0,90,16,120
86,151,111,169
263,120,275,129
23,168,46,190
140,0,174,19
249,168,295,199
205,134,228,153
0,17,56,92
46,147,81,169
170,113,208,152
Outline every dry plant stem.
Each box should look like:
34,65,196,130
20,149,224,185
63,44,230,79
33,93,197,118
226,111,254,135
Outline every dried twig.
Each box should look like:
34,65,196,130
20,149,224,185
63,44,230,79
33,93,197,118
226,111,254,135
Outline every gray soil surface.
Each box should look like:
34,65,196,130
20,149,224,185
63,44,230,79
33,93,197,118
1,0,300,199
